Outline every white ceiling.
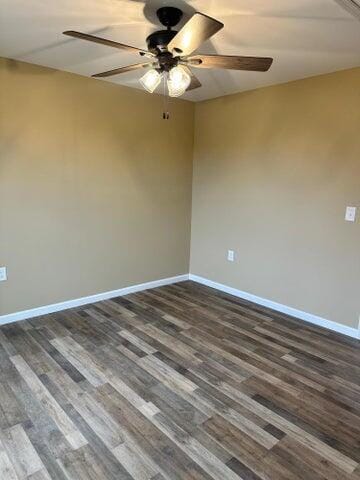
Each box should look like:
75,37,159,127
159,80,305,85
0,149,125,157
1,0,360,101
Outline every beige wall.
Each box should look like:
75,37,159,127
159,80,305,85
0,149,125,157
191,68,360,328
0,58,194,316
1,57,359,329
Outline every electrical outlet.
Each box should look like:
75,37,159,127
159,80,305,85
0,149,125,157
0,267,7,282
227,250,235,262
345,206,357,222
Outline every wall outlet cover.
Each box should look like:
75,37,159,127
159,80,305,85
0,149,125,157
0,267,7,282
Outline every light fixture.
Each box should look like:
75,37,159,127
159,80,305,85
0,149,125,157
167,65,191,97
139,69,162,93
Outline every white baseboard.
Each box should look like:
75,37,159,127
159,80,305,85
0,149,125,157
189,274,359,340
0,274,190,326
2,272,358,340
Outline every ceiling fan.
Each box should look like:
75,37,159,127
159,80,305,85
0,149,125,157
64,6,273,99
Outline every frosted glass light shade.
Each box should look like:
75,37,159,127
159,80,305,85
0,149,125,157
167,65,191,97
139,69,162,93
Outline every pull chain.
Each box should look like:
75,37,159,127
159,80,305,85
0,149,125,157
162,72,170,120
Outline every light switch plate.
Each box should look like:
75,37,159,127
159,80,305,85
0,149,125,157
227,250,235,262
0,267,7,282
345,206,357,222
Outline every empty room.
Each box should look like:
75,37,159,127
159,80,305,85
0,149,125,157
0,0,359,479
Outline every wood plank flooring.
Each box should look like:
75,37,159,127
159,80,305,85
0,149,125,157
0,280,359,479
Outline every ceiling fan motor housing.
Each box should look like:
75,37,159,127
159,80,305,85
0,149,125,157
146,7,183,55
157,7,183,28
146,30,177,54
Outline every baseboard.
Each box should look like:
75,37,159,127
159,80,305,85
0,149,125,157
189,274,359,339
2,272,358,340
0,274,190,326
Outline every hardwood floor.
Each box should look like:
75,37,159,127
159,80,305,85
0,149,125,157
0,280,359,480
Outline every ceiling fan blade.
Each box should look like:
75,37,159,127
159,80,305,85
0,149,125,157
63,31,151,56
92,62,155,78
181,66,202,91
167,13,224,57
187,54,273,72
187,74,202,91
